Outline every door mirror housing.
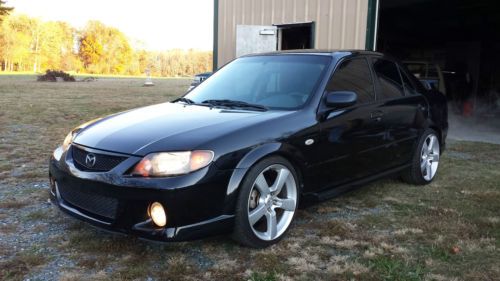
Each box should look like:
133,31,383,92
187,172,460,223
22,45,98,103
325,91,358,108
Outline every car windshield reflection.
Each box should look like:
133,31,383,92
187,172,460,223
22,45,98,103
184,55,331,110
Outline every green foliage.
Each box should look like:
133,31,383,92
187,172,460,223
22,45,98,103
0,14,212,76
369,256,426,281
249,271,278,281
425,244,452,262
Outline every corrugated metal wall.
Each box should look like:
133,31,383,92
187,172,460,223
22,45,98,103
217,0,369,67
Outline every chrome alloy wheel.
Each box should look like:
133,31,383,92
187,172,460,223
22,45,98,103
421,134,440,181
247,164,297,241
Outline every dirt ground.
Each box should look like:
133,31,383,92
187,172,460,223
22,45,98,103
0,75,499,281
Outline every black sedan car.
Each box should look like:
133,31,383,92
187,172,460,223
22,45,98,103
49,50,448,248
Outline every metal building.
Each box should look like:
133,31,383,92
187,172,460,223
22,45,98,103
213,0,378,69
212,0,500,114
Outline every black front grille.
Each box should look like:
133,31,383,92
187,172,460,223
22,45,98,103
58,183,118,220
72,146,127,172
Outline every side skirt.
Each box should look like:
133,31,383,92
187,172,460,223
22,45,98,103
303,164,411,203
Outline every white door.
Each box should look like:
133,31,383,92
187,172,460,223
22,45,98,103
236,25,277,57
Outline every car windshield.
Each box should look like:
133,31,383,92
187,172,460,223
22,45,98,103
184,55,331,110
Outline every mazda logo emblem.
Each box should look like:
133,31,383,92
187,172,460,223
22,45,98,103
85,153,97,167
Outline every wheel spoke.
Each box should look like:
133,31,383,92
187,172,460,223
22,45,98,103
428,136,435,153
254,174,270,196
426,162,432,179
428,153,439,162
249,204,267,225
275,198,296,211
420,158,427,172
270,168,290,194
265,210,277,240
422,141,429,155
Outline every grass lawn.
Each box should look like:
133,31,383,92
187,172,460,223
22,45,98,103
0,75,499,281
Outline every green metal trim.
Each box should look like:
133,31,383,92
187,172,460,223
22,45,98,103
213,0,219,71
310,21,316,48
365,0,378,51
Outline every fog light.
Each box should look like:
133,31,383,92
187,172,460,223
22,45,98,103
149,202,167,227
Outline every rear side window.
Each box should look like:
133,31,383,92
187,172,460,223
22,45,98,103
373,59,405,99
401,70,419,95
400,65,427,93
326,58,375,104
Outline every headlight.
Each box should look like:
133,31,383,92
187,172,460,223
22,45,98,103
131,150,214,177
54,130,77,161
62,131,74,151
61,118,102,152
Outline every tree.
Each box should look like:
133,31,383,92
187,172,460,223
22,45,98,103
79,21,132,74
79,32,103,69
0,0,13,22
0,14,212,76
0,15,35,71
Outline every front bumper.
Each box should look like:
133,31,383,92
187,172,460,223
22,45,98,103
49,147,235,242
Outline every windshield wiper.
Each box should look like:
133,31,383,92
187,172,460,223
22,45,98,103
201,99,268,112
172,97,196,104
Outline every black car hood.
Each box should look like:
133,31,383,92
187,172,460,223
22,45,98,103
73,102,292,155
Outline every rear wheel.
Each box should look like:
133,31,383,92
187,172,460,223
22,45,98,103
232,156,299,248
402,129,441,185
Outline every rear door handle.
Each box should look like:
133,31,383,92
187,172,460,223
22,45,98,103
370,111,384,121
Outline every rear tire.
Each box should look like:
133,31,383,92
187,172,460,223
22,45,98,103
232,156,299,248
402,129,441,185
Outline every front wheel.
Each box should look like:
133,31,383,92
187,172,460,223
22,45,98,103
402,129,441,185
232,156,299,248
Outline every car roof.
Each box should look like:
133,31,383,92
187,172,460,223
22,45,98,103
242,49,384,58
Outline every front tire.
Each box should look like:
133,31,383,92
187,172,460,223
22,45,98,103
402,129,441,185
232,156,299,248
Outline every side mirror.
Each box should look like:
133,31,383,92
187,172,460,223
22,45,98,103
325,91,357,108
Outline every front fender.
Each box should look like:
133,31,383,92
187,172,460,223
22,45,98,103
221,142,308,214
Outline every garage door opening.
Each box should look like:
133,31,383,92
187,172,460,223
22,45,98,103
377,0,500,116
278,23,314,50
376,0,500,142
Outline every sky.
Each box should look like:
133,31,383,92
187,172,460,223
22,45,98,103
6,0,214,51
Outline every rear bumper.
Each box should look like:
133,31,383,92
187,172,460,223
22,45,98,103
49,149,235,242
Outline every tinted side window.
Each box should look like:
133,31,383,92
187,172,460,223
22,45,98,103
401,70,418,95
401,66,427,93
326,58,375,104
373,59,405,99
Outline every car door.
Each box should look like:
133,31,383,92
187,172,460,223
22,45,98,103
371,58,426,169
314,57,388,191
